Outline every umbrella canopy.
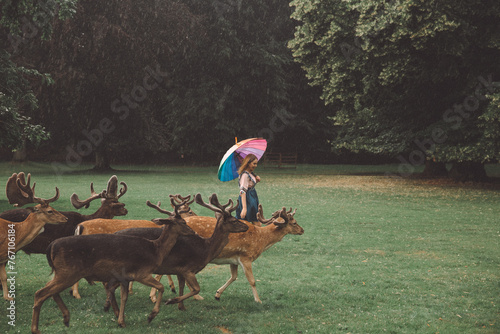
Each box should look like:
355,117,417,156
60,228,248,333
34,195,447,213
217,138,267,182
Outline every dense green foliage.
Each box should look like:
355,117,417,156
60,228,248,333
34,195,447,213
30,0,203,167
0,0,77,151
162,0,294,160
289,0,500,165
1,0,333,166
0,163,499,333
3,0,499,174
0,50,50,150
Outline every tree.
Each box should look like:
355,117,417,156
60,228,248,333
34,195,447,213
0,0,77,158
159,0,333,163
159,0,290,162
25,0,203,170
289,0,500,179
2,0,334,167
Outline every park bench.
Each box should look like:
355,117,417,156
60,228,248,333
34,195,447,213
263,152,297,168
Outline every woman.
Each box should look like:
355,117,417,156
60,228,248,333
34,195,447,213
236,154,261,222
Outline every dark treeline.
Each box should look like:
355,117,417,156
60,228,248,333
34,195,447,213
2,1,499,180
0,0,336,168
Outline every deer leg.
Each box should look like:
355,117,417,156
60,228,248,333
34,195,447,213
215,263,239,301
184,279,204,300
0,264,13,301
32,275,77,334
70,281,81,299
128,281,133,294
104,282,120,317
149,274,161,303
173,275,204,307
135,275,164,323
52,293,70,327
103,283,111,313
165,273,200,308
117,283,129,328
176,275,187,311
239,259,262,303
103,282,114,314
166,274,176,293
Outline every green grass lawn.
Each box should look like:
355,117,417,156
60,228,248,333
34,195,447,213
0,162,499,333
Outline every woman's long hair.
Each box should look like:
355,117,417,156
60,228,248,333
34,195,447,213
238,154,258,175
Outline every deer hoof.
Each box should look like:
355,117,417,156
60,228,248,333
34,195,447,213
165,298,177,305
147,312,158,323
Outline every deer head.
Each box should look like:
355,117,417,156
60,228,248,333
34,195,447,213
194,193,248,233
148,197,191,225
5,172,67,225
169,194,197,217
6,172,60,207
257,204,303,234
70,175,128,216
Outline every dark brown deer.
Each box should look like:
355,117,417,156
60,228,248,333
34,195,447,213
69,193,197,299
0,173,67,301
153,205,304,303
30,198,196,334
113,193,248,311
0,175,128,254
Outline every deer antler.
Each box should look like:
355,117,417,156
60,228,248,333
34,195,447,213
71,176,128,209
71,182,106,209
6,173,31,206
147,197,189,217
170,194,194,206
104,175,127,199
272,207,289,228
257,205,290,227
117,181,127,199
195,193,238,215
287,208,297,218
256,204,273,225
6,172,59,207
105,175,119,198
147,201,173,216
209,194,238,213
195,193,221,213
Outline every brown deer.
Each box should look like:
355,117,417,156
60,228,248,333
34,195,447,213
69,194,197,299
153,205,303,303
169,194,197,217
113,193,249,311
0,173,67,301
0,175,128,255
30,198,196,334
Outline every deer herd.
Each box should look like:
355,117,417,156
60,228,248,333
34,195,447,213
0,172,304,333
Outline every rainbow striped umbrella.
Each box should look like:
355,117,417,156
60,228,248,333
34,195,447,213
217,138,267,182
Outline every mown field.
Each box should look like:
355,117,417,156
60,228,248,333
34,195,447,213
0,162,499,333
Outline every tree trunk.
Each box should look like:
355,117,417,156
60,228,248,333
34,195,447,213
93,148,113,171
12,141,27,162
421,160,448,178
449,162,488,182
